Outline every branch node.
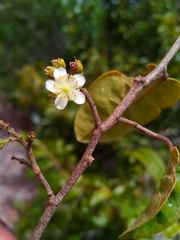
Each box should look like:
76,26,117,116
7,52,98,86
163,66,169,80
87,156,94,166
0,120,10,130
47,194,57,206
134,75,144,83
33,165,41,175
26,131,36,148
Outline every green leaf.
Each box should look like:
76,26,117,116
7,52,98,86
130,148,165,185
74,65,180,143
119,147,180,239
75,70,132,142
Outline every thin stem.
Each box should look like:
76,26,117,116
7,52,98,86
80,87,101,126
26,147,54,198
120,117,173,150
11,156,32,168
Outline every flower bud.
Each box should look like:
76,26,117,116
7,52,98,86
51,58,66,69
43,66,56,79
69,57,83,74
27,131,36,141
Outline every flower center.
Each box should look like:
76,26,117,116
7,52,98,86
61,83,71,94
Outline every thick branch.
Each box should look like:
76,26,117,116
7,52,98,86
145,36,180,86
30,132,100,240
101,36,180,133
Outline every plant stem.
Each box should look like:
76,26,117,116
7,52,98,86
29,36,180,239
120,117,173,150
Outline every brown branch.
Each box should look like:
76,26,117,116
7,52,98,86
80,87,101,126
30,131,100,240
145,36,180,86
120,117,173,150
0,121,28,148
101,36,180,133
30,36,180,240
26,147,54,198
0,120,54,199
11,156,32,168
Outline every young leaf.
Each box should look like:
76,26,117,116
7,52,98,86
74,65,180,143
119,147,180,239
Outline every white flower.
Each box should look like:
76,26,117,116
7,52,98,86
46,67,86,110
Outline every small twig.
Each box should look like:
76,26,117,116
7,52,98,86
11,155,32,168
8,127,28,148
26,147,54,198
80,87,101,126
0,120,54,199
28,154,54,199
8,136,18,142
120,117,173,150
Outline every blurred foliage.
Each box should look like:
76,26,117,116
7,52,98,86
1,0,180,239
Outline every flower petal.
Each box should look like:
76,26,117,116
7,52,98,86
69,91,85,104
74,74,86,87
54,95,68,110
54,67,67,79
46,80,56,93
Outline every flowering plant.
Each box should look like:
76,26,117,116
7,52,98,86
45,58,86,110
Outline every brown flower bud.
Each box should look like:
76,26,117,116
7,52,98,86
69,57,83,74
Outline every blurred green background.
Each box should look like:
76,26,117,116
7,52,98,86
1,0,180,239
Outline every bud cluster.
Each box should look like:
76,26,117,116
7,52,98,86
44,57,86,110
44,57,84,78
